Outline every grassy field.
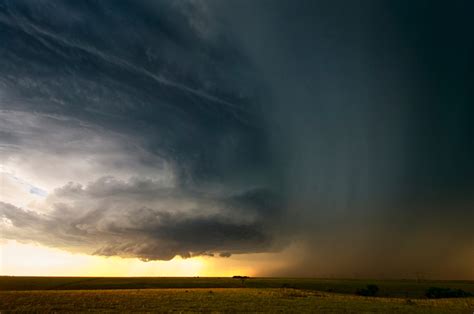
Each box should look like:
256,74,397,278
1,277,473,312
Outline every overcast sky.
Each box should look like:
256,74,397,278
1,0,473,279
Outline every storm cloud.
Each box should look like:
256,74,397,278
1,0,473,278
0,0,281,260
1,176,282,260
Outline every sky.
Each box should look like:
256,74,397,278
0,0,473,279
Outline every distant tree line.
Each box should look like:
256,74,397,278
425,287,473,299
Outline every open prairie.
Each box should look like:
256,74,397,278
1,277,473,313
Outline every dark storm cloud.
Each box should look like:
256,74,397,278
0,177,282,260
0,0,281,259
209,0,474,278
0,0,272,184
1,0,473,278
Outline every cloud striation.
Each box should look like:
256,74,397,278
0,0,473,278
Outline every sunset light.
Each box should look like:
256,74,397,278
1,0,473,312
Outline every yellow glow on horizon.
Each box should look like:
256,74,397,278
0,241,285,277
0,241,205,277
0,169,289,278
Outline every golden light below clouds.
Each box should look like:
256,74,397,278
0,170,288,277
0,240,286,277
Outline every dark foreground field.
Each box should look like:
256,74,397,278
1,277,473,313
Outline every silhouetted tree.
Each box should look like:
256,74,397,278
356,284,379,296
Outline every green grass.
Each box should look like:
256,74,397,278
1,277,473,312
1,288,473,313
1,276,473,298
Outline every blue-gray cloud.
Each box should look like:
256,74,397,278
1,0,473,278
0,177,284,260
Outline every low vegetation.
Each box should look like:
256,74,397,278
0,277,473,312
2,276,474,299
1,288,474,313
356,284,379,296
426,287,473,299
